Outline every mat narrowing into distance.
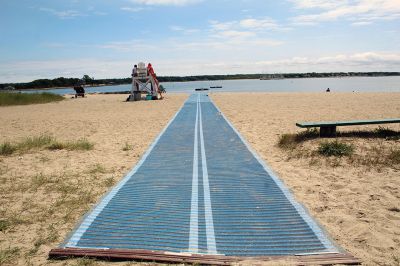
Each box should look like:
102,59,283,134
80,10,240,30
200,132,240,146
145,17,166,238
50,94,359,265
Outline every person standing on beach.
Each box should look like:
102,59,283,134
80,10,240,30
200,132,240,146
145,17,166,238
132,65,139,92
132,65,138,77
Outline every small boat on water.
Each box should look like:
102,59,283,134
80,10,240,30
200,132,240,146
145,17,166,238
210,86,222,88
195,88,209,91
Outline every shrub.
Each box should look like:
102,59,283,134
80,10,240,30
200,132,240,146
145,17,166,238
318,141,354,157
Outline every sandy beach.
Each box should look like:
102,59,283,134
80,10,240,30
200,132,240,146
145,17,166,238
1,92,399,265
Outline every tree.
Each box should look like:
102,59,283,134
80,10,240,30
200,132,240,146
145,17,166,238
82,75,93,84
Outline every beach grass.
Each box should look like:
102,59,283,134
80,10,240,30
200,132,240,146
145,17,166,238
0,92,64,106
122,142,133,151
0,135,94,156
48,138,94,151
67,138,94,151
88,163,107,174
0,247,20,265
318,141,354,157
73,257,98,266
0,142,17,156
18,135,53,151
0,220,11,232
278,128,319,149
388,149,400,163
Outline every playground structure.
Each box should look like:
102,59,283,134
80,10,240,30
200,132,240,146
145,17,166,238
129,62,163,101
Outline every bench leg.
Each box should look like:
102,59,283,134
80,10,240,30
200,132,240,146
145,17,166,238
320,126,336,137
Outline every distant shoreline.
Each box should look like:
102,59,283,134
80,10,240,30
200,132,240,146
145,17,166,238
0,72,400,91
1,72,400,91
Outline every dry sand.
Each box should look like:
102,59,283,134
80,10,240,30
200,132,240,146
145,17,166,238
1,92,399,265
212,92,400,266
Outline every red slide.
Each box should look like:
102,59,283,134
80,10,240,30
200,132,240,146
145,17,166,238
147,63,163,99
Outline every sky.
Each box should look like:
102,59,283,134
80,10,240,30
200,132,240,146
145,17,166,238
0,0,400,83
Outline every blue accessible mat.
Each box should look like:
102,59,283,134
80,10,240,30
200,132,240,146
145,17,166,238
50,94,359,264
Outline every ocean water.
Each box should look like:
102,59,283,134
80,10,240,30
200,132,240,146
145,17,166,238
24,76,400,95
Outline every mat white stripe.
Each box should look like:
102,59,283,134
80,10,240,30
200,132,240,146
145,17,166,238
188,94,200,253
199,96,217,254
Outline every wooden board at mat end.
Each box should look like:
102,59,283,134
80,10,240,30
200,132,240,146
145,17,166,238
49,247,361,265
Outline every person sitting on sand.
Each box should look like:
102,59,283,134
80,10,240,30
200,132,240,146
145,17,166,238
73,85,85,98
326,88,331,92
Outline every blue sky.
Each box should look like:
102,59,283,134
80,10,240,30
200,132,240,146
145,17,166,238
1,0,400,82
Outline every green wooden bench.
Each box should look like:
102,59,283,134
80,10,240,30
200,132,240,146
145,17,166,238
296,118,400,137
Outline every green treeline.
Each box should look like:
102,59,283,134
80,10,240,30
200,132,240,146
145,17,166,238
158,72,400,82
0,76,131,90
1,72,399,90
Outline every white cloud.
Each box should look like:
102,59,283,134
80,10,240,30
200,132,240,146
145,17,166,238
290,0,345,10
239,18,279,29
217,30,256,39
351,21,373,26
120,6,146,12
209,20,236,31
39,7,84,19
130,0,201,6
291,0,400,25
169,25,199,34
210,18,289,32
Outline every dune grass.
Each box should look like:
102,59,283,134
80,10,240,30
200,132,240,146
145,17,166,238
318,141,354,157
0,142,17,156
278,127,400,168
278,128,319,149
0,220,11,232
0,135,94,156
388,149,400,164
47,138,94,151
0,92,64,106
0,247,20,265
122,142,133,151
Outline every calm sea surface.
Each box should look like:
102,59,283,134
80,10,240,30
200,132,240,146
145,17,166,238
25,76,400,95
